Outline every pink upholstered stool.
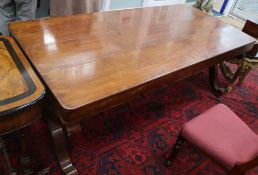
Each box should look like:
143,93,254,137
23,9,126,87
166,104,258,175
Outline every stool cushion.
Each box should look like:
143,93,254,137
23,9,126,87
182,104,258,169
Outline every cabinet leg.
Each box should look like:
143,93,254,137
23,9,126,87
19,129,33,175
0,137,17,175
46,116,78,175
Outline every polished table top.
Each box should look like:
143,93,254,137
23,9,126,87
0,36,45,117
9,5,255,115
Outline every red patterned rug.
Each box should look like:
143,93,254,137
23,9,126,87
1,69,258,175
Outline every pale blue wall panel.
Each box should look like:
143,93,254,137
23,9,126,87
110,0,143,10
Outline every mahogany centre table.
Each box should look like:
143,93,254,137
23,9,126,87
9,5,256,175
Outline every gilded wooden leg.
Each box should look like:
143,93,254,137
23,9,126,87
209,65,226,97
239,67,251,85
238,57,257,85
219,62,234,92
219,62,234,82
166,135,185,166
219,61,243,93
46,115,78,175
0,137,17,175
219,56,258,88
227,67,242,93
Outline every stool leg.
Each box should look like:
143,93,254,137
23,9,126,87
228,167,245,175
0,137,17,175
166,135,185,166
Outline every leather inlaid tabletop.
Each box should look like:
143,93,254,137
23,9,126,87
0,40,28,100
0,37,45,116
9,5,256,113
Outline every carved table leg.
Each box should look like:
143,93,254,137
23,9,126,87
166,135,185,166
0,137,17,175
209,65,226,97
46,116,78,175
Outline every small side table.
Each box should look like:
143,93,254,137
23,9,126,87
0,36,47,174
